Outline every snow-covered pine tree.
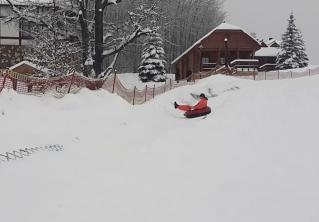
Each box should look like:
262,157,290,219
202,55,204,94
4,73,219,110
138,29,166,82
276,13,309,70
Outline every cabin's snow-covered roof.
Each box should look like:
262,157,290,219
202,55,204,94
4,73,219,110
255,47,280,57
9,60,51,74
212,23,243,31
9,60,38,70
266,38,281,47
171,22,260,64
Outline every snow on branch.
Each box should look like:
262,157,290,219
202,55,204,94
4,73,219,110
100,52,119,78
3,0,52,28
102,5,157,57
102,27,152,57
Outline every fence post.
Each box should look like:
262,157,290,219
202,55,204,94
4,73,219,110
265,71,266,80
132,86,136,105
67,72,75,93
170,78,172,89
277,70,279,80
11,77,17,91
153,84,155,99
290,71,293,79
27,83,32,93
0,74,7,92
309,69,311,76
253,71,256,80
163,82,166,93
112,71,117,93
144,85,147,102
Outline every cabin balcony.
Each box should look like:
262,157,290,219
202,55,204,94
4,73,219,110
200,49,254,72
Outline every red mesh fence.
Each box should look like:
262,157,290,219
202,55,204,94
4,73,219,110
0,69,195,105
2,67,317,105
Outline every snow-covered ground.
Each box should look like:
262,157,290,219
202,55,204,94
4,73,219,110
1,74,319,222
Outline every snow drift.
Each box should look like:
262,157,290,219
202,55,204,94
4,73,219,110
1,74,319,222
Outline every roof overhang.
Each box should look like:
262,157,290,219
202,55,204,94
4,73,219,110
171,22,261,65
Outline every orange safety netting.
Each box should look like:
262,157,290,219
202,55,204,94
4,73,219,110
0,69,195,105
3,68,317,105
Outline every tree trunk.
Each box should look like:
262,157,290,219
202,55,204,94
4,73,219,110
78,1,92,77
94,0,103,77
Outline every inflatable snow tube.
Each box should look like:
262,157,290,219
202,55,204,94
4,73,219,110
184,107,211,119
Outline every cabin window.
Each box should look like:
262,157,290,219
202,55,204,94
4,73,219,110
202,57,209,64
21,20,32,39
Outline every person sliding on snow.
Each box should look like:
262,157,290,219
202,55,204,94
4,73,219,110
174,93,208,112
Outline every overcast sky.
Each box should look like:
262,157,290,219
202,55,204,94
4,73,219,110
224,0,319,64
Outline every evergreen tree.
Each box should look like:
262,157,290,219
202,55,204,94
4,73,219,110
138,30,167,82
276,13,309,69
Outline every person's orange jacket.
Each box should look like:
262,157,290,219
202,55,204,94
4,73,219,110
192,98,208,110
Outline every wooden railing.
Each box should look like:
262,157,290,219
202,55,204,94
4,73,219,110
258,63,277,71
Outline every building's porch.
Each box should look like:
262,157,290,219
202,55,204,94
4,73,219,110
199,49,254,71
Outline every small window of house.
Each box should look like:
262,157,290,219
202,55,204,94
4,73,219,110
21,20,32,39
202,57,209,64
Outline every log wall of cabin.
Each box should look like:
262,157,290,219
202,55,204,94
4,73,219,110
173,30,261,77
0,4,29,68
0,45,24,68
201,31,260,53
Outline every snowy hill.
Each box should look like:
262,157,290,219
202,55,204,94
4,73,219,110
1,74,319,222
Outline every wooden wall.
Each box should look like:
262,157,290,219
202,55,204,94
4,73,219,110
174,30,261,79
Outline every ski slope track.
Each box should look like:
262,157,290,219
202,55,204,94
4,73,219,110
1,74,319,222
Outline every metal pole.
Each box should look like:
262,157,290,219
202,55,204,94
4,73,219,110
112,71,117,93
0,74,7,93
144,85,147,102
132,86,136,105
12,79,17,91
28,83,32,93
224,38,229,69
68,72,75,93
265,71,266,80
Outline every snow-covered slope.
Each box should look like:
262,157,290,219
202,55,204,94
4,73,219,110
1,74,319,222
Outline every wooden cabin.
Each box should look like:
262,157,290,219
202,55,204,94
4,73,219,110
0,0,31,46
0,0,34,68
255,47,280,71
260,40,268,47
171,22,261,80
9,60,49,77
255,38,281,71
0,1,53,69
266,38,281,48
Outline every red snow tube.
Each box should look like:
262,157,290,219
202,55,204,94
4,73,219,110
184,106,211,118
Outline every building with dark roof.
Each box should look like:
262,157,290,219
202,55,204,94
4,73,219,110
171,22,262,79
